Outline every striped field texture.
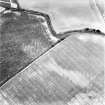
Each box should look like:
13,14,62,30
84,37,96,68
0,32,104,105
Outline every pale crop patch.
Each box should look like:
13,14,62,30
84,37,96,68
42,21,59,43
78,34,105,47
43,57,89,88
22,39,46,59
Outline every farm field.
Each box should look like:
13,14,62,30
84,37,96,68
0,32,104,105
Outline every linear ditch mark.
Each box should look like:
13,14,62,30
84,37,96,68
0,1,105,87
0,1,105,37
